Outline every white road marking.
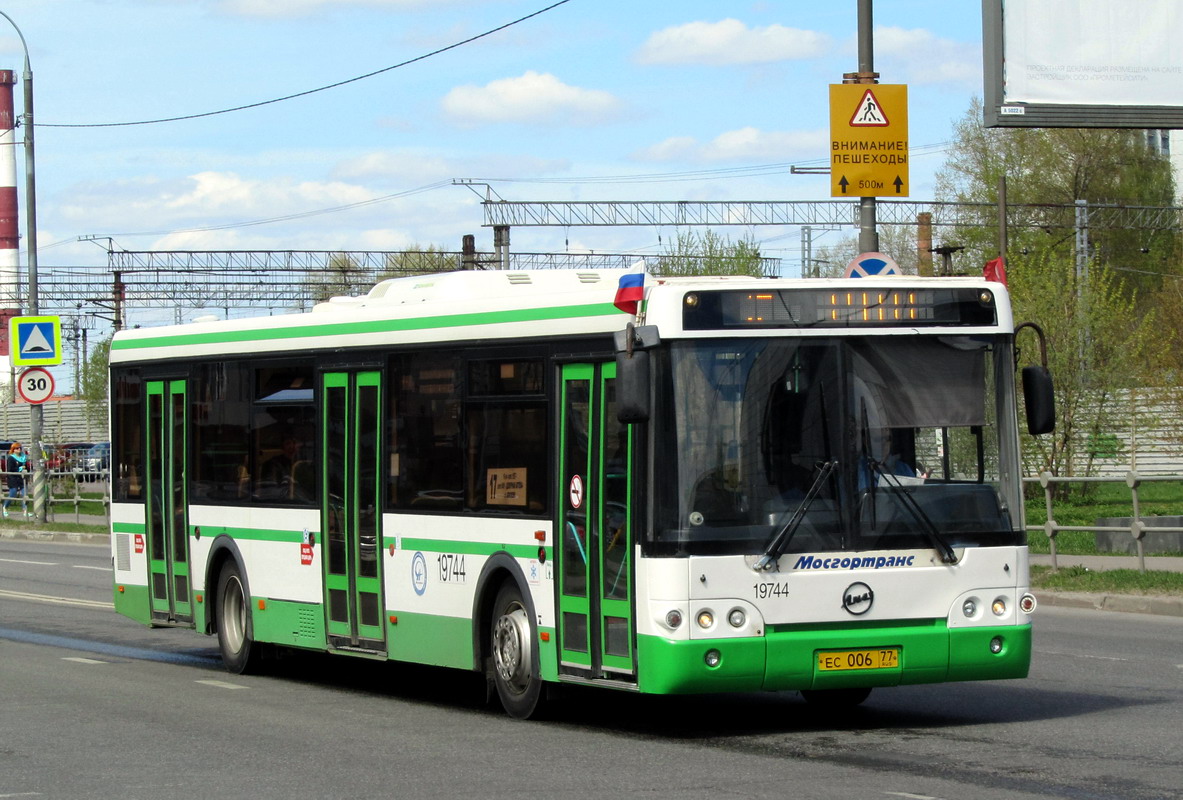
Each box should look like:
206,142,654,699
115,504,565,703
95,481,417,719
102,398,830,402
0,558,56,566
62,657,107,664
0,588,115,609
196,679,248,690
1039,649,1129,662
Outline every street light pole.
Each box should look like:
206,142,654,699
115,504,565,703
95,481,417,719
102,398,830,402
0,11,44,522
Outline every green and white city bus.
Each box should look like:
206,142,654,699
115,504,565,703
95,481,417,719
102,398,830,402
109,268,1053,718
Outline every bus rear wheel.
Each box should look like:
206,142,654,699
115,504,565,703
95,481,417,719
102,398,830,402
216,560,260,674
488,582,544,719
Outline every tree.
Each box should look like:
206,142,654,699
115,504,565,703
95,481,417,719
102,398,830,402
655,230,767,277
304,254,374,304
380,244,458,278
935,98,1178,300
79,336,111,432
1010,250,1163,484
934,99,1181,483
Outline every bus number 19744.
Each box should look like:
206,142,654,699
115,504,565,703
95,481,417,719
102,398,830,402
438,553,467,583
753,582,790,599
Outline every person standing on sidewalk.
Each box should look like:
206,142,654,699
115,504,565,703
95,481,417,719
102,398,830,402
3,442,28,519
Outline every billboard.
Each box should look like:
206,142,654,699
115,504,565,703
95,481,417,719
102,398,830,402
983,0,1183,127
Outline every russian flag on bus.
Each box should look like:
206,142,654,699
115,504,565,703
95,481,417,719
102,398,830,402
614,260,647,315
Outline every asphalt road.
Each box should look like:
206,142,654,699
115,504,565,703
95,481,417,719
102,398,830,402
2,539,1181,800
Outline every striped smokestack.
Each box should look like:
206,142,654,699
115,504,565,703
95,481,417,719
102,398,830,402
0,68,18,367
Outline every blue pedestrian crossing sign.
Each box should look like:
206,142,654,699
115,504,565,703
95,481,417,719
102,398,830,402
9,316,63,367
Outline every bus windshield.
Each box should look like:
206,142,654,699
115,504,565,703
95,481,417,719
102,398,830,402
651,334,1024,557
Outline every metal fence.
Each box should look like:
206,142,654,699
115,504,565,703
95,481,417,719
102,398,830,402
1,464,110,525
1025,471,1183,572
10,462,1183,577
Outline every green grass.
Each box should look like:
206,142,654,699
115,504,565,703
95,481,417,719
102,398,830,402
1031,564,1183,595
1025,479,1183,556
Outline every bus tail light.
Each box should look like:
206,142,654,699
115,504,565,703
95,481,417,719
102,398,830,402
664,609,683,630
1019,593,1037,613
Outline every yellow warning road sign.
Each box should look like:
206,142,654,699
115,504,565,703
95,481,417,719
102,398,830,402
830,84,908,198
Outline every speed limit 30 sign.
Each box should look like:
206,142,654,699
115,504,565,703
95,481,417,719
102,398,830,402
18,367,55,404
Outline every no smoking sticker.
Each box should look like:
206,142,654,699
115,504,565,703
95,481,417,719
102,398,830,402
568,474,584,509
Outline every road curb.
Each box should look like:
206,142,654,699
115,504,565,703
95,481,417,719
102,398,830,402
0,528,110,545
1034,590,1183,618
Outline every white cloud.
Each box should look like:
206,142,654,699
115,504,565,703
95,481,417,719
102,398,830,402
441,71,622,126
873,26,981,87
637,19,831,66
159,171,373,216
635,127,828,162
332,150,569,185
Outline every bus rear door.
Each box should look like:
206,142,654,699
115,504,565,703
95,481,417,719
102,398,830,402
145,379,192,625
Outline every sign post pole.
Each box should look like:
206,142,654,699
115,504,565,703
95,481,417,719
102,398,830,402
10,314,61,524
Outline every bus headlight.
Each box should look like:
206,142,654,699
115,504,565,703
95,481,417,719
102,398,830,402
962,598,978,618
991,597,1007,616
696,610,714,629
704,649,721,668
728,608,746,628
989,636,1004,654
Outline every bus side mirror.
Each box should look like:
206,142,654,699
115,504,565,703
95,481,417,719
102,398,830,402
616,350,650,423
1015,321,1055,436
1021,365,1055,436
615,324,659,424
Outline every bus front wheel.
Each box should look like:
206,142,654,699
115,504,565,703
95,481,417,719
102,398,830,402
216,560,259,674
488,582,543,719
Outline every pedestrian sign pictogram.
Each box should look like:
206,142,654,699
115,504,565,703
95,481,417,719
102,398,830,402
849,89,889,126
830,83,909,198
10,316,63,367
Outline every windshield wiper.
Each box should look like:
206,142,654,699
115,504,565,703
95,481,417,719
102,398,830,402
755,460,837,572
868,462,958,564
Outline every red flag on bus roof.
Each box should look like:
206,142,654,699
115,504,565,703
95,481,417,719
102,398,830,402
984,256,1007,287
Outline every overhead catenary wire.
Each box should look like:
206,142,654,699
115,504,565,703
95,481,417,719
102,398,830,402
38,0,574,129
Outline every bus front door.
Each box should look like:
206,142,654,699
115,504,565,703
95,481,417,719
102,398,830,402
322,371,386,652
145,379,192,625
557,363,636,681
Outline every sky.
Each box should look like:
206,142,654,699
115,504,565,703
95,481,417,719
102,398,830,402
0,0,988,331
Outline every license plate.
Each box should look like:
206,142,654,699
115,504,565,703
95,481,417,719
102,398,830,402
817,647,900,672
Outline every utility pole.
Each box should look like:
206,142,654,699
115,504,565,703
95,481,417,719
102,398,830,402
854,0,879,254
0,11,46,522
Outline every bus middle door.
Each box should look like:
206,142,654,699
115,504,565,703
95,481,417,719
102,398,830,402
557,363,636,682
322,370,386,652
